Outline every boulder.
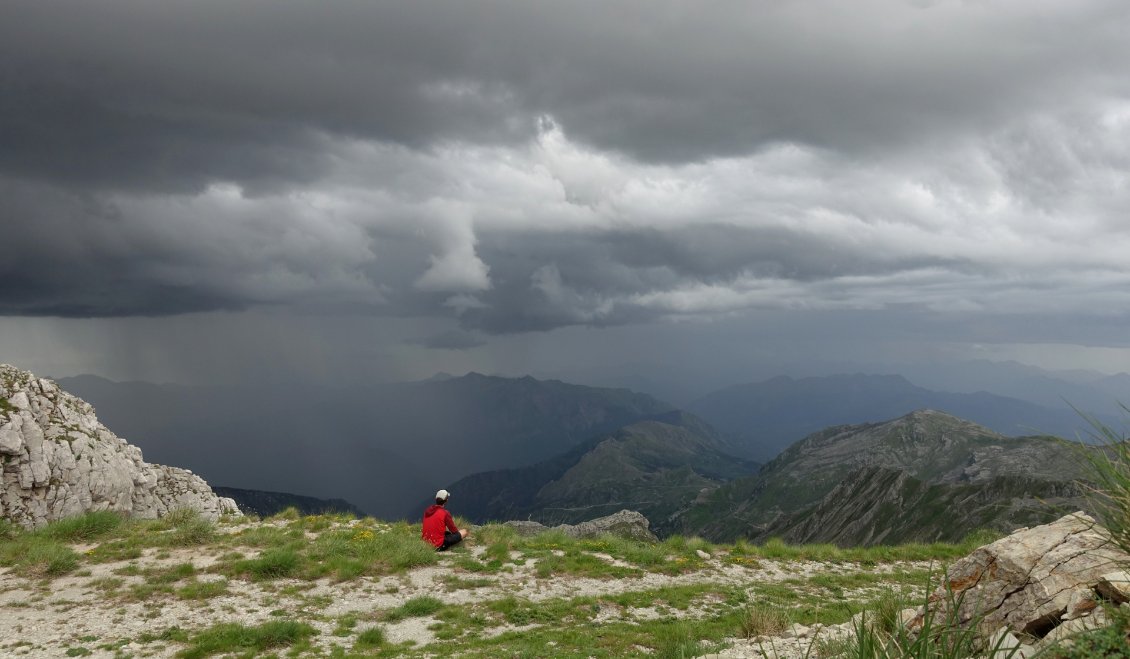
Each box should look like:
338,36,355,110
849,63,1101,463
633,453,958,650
562,509,658,542
503,510,658,542
1,364,240,528
908,512,1130,647
502,520,550,537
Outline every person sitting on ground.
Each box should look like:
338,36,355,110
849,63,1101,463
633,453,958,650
421,489,468,551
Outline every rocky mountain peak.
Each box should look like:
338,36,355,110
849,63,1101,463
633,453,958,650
1,364,238,528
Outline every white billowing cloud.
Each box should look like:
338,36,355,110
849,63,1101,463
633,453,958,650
412,203,492,293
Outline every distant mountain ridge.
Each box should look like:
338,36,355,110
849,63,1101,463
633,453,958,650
675,409,1097,543
688,373,1112,461
58,373,674,520
212,487,366,518
449,410,758,534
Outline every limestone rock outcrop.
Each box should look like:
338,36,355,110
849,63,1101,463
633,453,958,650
504,509,658,542
1,364,239,528
909,511,1130,654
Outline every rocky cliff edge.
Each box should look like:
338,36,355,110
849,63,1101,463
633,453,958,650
0,364,239,528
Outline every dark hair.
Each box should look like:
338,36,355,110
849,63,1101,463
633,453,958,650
435,497,447,506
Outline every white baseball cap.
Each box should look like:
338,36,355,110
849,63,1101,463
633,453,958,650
435,489,450,500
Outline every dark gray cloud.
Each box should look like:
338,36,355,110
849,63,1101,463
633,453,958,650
3,0,1128,191
2,0,1130,378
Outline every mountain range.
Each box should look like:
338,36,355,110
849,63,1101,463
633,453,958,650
211,487,366,518
448,410,757,533
672,409,1097,543
56,369,1117,543
57,373,672,520
686,373,1117,461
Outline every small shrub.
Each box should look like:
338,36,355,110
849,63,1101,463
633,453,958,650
354,627,386,649
739,602,790,639
652,620,700,659
167,513,215,547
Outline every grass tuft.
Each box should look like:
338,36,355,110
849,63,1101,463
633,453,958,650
41,510,125,542
0,535,80,577
739,602,791,639
354,626,386,649
176,620,314,659
385,595,444,622
233,547,303,580
166,510,216,546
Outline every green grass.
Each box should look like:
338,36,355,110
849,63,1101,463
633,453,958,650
230,546,303,580
731,534,995,564
354,627,386,650
4,495,1085,656
175,578,229,600
137,627,190,644
652,620,702,659
302,521,437,580
0,534,80,577
165,511,216,546
739,602,790,639
439,574,494,591
175,620,315,658
40,510,125,542
1075,404,1130,555
384,596,444,622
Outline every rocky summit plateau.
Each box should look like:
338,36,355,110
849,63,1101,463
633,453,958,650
0,364,238,528
3,365,1130,657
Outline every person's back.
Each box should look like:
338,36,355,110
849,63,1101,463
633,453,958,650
421,489,467,551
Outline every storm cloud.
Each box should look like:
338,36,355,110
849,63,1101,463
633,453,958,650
2,0,1129,378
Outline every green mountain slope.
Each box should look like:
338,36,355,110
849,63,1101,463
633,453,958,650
449,411,759,533
675,409,1093,542
762,466,1088,546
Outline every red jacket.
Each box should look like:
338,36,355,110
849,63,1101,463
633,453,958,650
421,504,458,547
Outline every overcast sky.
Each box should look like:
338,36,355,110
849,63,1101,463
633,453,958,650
2,0,1129,391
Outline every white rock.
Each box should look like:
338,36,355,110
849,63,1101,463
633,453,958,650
987,627,1034,659
0,364,240,528
1096,570,1130,604
1063,587,1098,620
0,416,25,454
1036,609,1108,650
908,512,1130,639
